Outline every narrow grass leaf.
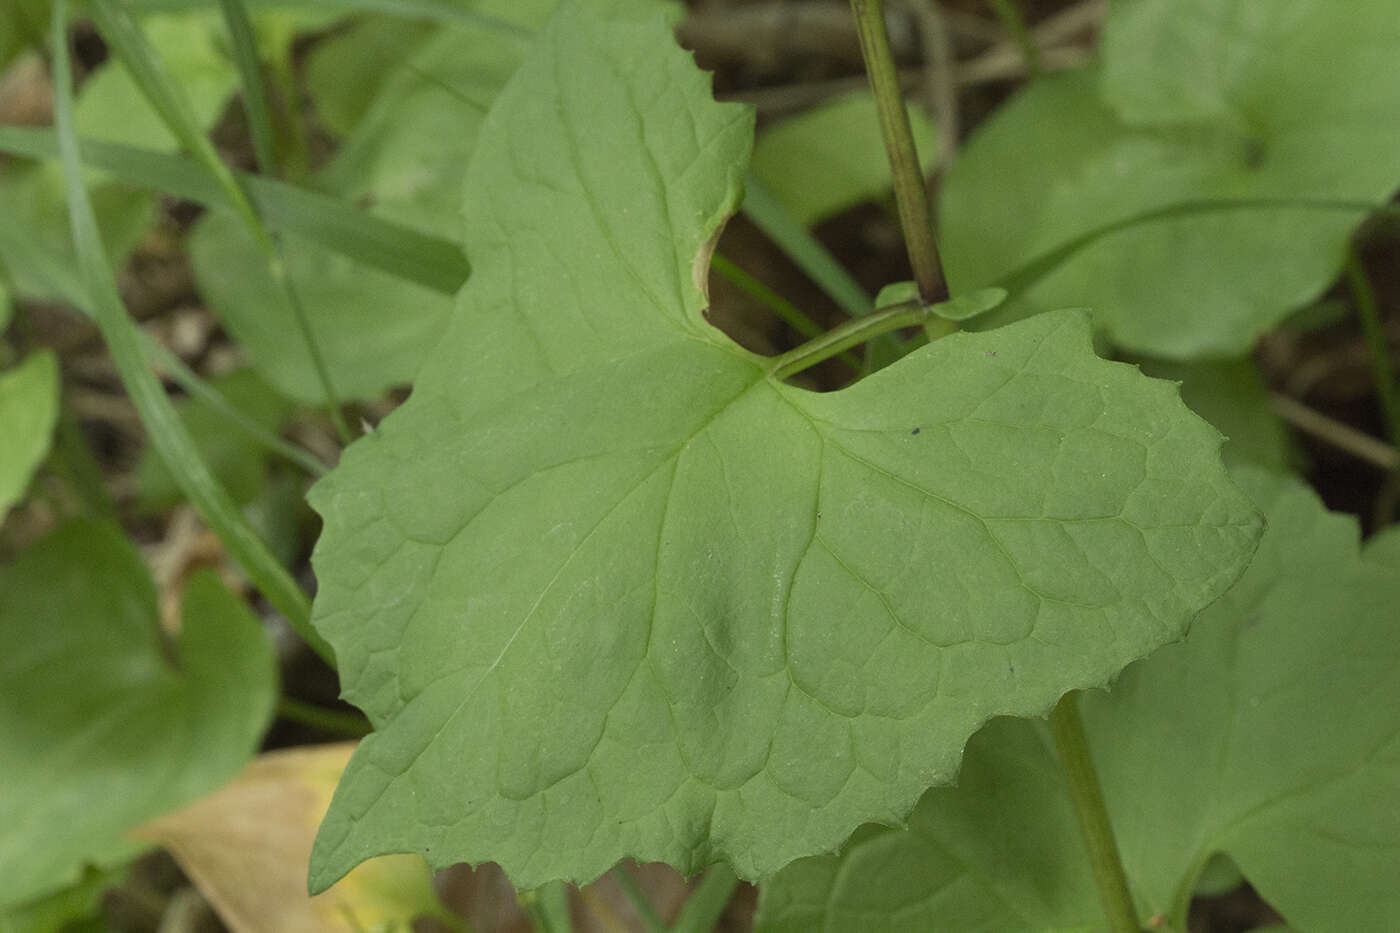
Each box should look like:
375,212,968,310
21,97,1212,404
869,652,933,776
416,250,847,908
125,0,533,39
49,0,329,662
0,126,469,292
742,173,873,319
216,0,277,173
87,0,349,438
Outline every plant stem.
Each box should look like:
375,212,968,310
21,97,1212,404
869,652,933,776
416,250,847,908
611,865,665,933
1348,247,1400,528
769,299,925,380
519,881,572,933
275,697,371,737
711,253,863,374
849,0,949,307
668,865,740,933
986,0,1042,77
1269,393,1399,471
1348,249,1400,453
1048,692,1140,933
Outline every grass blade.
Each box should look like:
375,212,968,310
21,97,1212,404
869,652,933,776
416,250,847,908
0,126,470,293
742,172,874,319
0,221,328,478
216,0,277,174
49,0,332,663
711,252,861,374
667,865,739,933
88,0,350,442
124,0,532,39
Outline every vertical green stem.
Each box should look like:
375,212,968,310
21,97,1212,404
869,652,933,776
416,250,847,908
1348,247,1400,527
668,865,740,933
987,0,1042,77
216,0,277,174
519,881,573,933
1348,248,1400,451
849,0,949,307
1048,692,1140,933
611,866,665,933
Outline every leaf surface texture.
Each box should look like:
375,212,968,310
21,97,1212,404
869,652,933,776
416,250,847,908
756,469,1400,932
308,2,1261,890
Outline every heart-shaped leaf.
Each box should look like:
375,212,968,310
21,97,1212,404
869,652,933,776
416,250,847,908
940,0,1400,358
756,468,1400,933
306,2,1261,892
0,520,276,910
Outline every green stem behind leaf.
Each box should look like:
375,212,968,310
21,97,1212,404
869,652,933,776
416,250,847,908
612,865,665,933
1348,249,1400,456
216,0,277,174
668,865,739,933
711,253,862,374
768,298,926,380
849,0,948,307
1048,692,1140,933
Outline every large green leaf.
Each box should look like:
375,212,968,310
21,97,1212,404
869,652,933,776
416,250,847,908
0,520,277,910
756,468,1400,933
189,0,552,402
306,3,1260,891
940,0,1400,358
0,350,60,520
750,90,938,227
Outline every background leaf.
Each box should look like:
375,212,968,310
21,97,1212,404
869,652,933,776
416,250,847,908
306,3,1260,893
0,0,50,72
940,0,1400,358
188,0,552,401
0,349,59,520
0,520,277,909
0,8,238,303
136,368,294,510
750,90,938,227
756,468,1400,933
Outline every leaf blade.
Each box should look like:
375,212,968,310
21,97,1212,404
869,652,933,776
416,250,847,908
307,2,1261,892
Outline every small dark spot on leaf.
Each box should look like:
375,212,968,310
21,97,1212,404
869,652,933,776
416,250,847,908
1243,137,1267,169
911,427,921,435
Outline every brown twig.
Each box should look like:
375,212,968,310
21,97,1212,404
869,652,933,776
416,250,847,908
1270,392,1400,471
